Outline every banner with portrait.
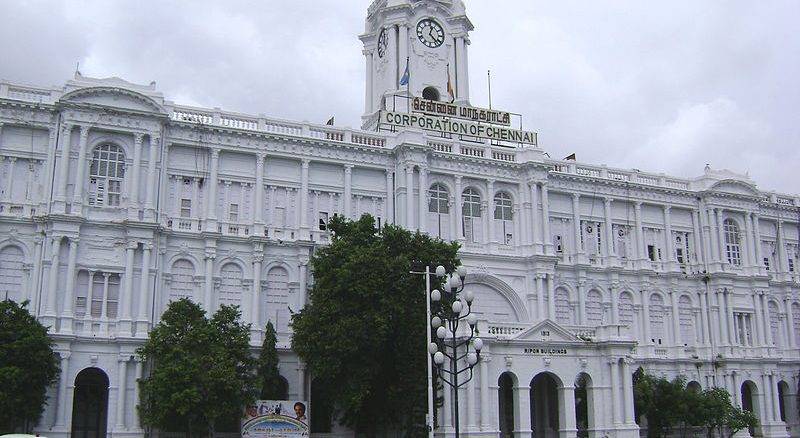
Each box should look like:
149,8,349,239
242,400,310,438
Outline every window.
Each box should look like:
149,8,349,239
319,211,329,231
428,183,449,214
554,235,563,253
647,245,657,262
764,258,770,271
229,204,239,222
723,219,741,266
422,86,440,102
462,188,481,218
493,192,513,220
789,258,795,273
88,144,125,207
180,199,191,218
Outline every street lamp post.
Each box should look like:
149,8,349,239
428,265,481,438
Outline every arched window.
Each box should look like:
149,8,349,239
422,86,440,102
0,245,25,303
723,219,742,266
585,290,603,326
618,291,635,328
428,183,449,214
89,144,125,207
493,192,513,220
218,263,243,309
462,188,482,243
792,302,800,346
678,295,695,346
555,288,571,324
71,368,109,438
169,260,196,303
769,301,781,346
649,294,665,345
262,267,290,331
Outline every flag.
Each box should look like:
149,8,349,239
399,58,410,86
326,116,334,126
564,153,576,161
446,64,455,102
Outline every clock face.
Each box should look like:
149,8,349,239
416,18,445,48
377,28,388,58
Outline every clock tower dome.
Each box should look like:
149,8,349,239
360,0,474,128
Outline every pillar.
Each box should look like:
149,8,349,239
577,280,586,325
344,164,353,219
633,202,645,263
120,241,136,332
451,176,461,241
786,297,797,348
251,251,263,332
622,359,636,425
205,148,220,231
610,283,619,325
536,274,545,321
744,212,755,268
514,385,532,438
128,133,144,218
29,237,43,316
762,374,774,423
670,290,681,348
455,36,468,100
518,181,529,248
572,193,583,260
405,165,414,228
479,356,490,429
777,221,788,274
753,213,763,269
754,292,765,346
547,273,556,320
604,198,615,263
664,206,675,269
418,167,428,233
365,51,374,113
691,210,704,267
299,159,310,237
297,361,307,400
203,248,215,313
61,238,79,334
44,236,63,320
487,179,495,245
726,289,736,345
530,182,541,250
467,370,476,428
715,208,726,264
115,356,128,430
144,134,160,219
699,291,711,345
770,374,781,422
55,124,73,211
385,168,394,224
54,351,70,427
541,182,551,253
397,24,408,89
558,385,578,437
135,243,152,333
254,153,265,234
609,359,621,424
70,125,90,207
706,208,719,263
133,359,144,430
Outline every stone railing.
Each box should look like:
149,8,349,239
427,139,518,163
0,82,58,103
548,160,692,191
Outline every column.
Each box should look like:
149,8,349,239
203,248,215,313
69,126,91,208
455,36,467,100
536,274,545,321
418,167,428,233
44,236,63,320
530,182,541,250
251,251,263,332
670,290,681,348
744,213,755,268
786,297,797,348
405,165,414,228
762,374,774,423
641,290,651,344
450,176,460,241
609,359,621,424
753,213,764,270
297,361,307,400
61,238,79,334
467,370,476,428
715,290,728,345
699,291,711,345
777,221,788,274
691,210,705,267
610,282,620,324
299,159,310,237
205,148,220,231
577,280,586,325
254,153,265,234
622,359,636,425
726,289,736,345
136,243,152,332
518,182,529,248
604,198,615,262
479,355,490,429
144,134,160,219
486,179,495,246
732,372,740,407
29,237,43,316
115,356,128,430
754,292,765,346
572,193,583,261
133,359,144,430
664,206,676,270
54,352,70,427
558,385,578,437
770,373,781,422
2,157,15,201
397,24,408,89
706,208,719,263
365,51,374,113
547,273,556,320
120,241,136,333
633,202,645,264
541,182,552,253
298,261,308,308
514,384,532,437
341,165,352,219
55,124,73,210
385,169,394,224
715,208,726,264
443,375,452,429
128,133,144,218
100,273,111,325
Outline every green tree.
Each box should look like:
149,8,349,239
137,299,256,437
256,321,285,399
633,370,688,437
0,300,60,433
291,214,460,436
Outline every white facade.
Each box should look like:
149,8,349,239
1,1,799,437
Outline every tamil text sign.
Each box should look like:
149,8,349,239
412,97,511,126
381,111,537,145
242,400,310,438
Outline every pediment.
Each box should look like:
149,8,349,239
60,87,165,114
511,319,580,343
710,179,760,197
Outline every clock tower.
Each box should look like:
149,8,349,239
360,0,474,128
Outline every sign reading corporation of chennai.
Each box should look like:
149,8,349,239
381,110,538,145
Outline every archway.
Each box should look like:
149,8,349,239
687,381,702,392
777,380,789,423
498,372,516,438
530,372,560,438
741,380,759,436
71,367,109,438
574,373,593,438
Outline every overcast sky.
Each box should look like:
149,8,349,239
1,0,797,194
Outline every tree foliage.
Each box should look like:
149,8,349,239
0,300,60,433
633,369,759,438
257,321,285,399
291,215,460,436
137,299,256,437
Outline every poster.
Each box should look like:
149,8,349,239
242,400,310,438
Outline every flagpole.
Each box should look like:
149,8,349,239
407,56,410,114
487,69,492,109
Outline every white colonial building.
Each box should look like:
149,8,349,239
1,0,799,437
